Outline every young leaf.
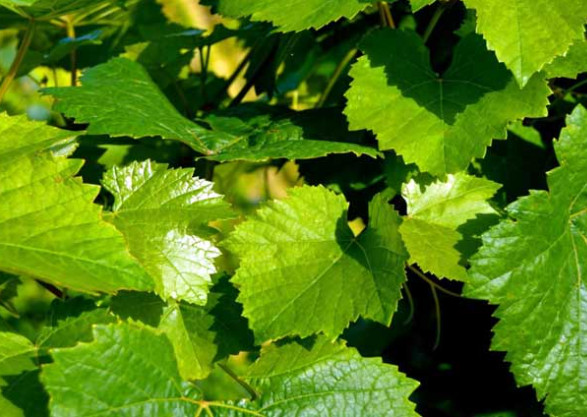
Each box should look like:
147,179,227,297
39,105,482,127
400,173,500,281
242,336,420,416
0,114,152,294
102,160,233,306
225,186,408,342
44,58,216,155
466,105,587,416
212,0,370,32
462,0,587,86
344,29,549,175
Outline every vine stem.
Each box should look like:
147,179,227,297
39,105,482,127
422,3,447,43
64,16,77,86
430,283,442,350
407,264,461,298
316,48,357,108
218,363,259,401
377,2,396,28
0,19,36,103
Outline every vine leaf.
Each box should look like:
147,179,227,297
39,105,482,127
344,29,549,175
400,173,500,281
242,336,420,416
212,0,370,32
46,59,377,161
225,186,408,342
0,0,110,19
544,39,587,80
466,106,587,416
102,160,234,306
44,58,216,155
409,0,434,12
202,106,380,162
41,322,421,416
0,114,153,294
462,0,587,86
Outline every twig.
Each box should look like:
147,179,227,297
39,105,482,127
407,264,462,298
218,363,259,401
316,48,357,108
377,2,396,28
0,19,36,103
422,3,447,43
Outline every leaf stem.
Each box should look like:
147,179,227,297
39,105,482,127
402,281,415,325
316,48,357,108
407,264,461,298
218,363,259,401
430,282,442,350
422,3,447,43
377,2,396,28
36,280,65,299
64,16,78,86
0,19,36,103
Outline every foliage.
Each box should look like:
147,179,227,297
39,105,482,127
0,0,586,416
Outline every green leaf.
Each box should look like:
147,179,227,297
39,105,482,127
400,173,500,281
466,105,587,416
110,292,218,380
544,39,587,80
214,0,370,32
159,302,217,380
0,0,109,19
225,186,408,341
36,297,114,351
344,29,549,175
409,0,434,12
203,107,380,162
0,331,43,417
0,114,152,294
41,323,206,416
102,160,233,306
462,0,587,86
243,336,420,416
44,58,215,155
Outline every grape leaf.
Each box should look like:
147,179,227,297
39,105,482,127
202,107,380,162
36,297,114,351
41,324,206,416
400,173,500,281
462,0,587,86
0,114,152,294
213,0,370,32
44,58,216,155
46,59,376,161
0,0,109,19
241,336,419,416
110,292,218,380
410,0,434,12
344,29,549,175
0,332,42,417
544,39,587,80
41,323,420,416
102,160,233,306
225,186,408,342
466,105,587,416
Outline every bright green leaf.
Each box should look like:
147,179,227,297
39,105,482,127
242,336,420,416
466,105,587,416
544,39,587,80
102,160,233,306
225,186,408,341
400,173,500,281
344,29,549,175
0,0,110,19
44,58,215,155
409,0,434,12
462,0,587,86
0,114,153,294
214,0,370,32
41,323,206,416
